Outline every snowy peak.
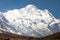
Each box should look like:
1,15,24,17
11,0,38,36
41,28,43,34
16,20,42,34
0,4,60,38
26,4,37,9
26,4,36,8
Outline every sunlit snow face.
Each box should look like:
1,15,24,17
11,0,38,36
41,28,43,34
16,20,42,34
0,4,60,37
3,5,53,25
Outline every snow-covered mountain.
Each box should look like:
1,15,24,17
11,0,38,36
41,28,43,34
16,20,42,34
0,4,60,38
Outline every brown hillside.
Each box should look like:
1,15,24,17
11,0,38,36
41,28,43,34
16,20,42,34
0,29,60,40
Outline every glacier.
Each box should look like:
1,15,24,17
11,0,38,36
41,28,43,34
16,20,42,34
0,4,60,38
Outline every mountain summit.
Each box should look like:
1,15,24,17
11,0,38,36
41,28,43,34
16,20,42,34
0,4,60,38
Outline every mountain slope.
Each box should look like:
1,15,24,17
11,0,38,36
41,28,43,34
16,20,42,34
0,4,60,38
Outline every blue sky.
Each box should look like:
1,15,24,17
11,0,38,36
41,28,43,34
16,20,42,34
0,0,60,18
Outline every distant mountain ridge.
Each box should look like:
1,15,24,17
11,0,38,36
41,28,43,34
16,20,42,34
0,4,60,38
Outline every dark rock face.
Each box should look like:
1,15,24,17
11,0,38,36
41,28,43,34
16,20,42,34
48,23,60,33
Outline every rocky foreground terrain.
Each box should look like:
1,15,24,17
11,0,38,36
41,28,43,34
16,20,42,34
0,29,60,40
